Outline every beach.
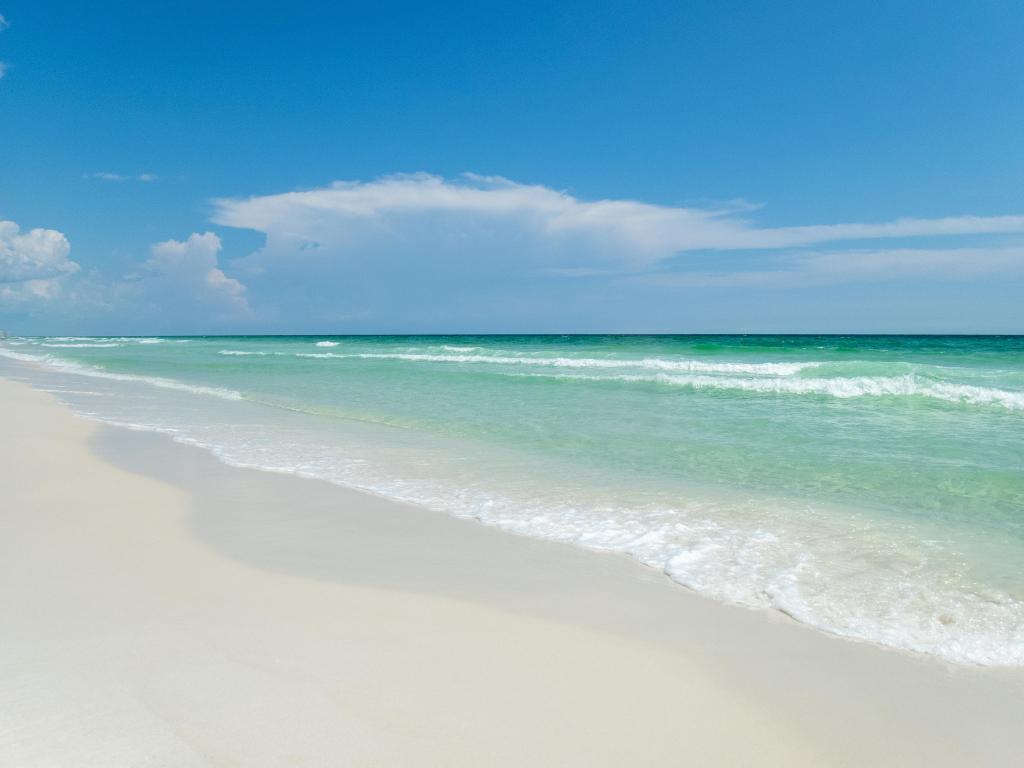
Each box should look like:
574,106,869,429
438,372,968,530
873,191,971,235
2,373,1023,766
6,0,1023,762
5,334,1024,666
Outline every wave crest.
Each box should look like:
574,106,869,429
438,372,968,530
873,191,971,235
293,350,819,375
513,371,1024,410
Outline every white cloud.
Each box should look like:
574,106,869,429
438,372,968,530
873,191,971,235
138,232,248,311
1,15,10,81
0,221,76,282
202,172,1024,329
2,226,249,326
0,221,78,308
213,173,1024,269
7,175,1022,332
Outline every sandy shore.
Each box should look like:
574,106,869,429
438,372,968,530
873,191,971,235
2,375,1022,766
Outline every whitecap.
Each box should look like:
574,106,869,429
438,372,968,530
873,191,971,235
289,350,819,376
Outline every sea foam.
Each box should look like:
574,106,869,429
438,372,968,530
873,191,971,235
507,371,1024,410
0,348,244,400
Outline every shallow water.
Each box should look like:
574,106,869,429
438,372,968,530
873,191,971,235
3,334,1023,664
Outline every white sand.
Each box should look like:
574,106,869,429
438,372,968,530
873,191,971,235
2,376,1023,766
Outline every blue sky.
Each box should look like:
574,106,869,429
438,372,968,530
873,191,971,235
1,0,1023,333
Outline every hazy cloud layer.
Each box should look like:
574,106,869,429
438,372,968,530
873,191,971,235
640,246,1024,288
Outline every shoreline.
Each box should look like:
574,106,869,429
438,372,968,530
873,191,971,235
2,374,1023,765
4,337,1023,665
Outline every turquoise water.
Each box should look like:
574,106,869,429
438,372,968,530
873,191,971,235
2,335,1023,664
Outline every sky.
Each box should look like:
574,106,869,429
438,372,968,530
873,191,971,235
1,0,1023,334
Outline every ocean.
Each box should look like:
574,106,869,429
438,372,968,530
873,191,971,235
2,334,1022,665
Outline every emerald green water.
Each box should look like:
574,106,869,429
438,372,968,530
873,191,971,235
3,335,1023,663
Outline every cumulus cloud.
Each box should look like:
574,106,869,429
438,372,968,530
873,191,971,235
2,225,249,328
136,232,248,312
0,221,78,309
0,221,77,281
